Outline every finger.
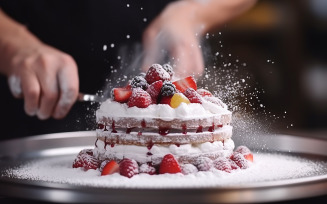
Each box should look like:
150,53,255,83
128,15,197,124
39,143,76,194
170,38,204,79
8,75,23,98
36,63,59,120
20,71,41,117
53,58,79,119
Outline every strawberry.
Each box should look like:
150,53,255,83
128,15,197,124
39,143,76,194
213,158,232,173
196,88,213,97
119,158,139,178
101,160,119,176
230,152,249,169
159,95,173,106
112,87,132,103
203,96,226,108
139,163,156,175
72,149,100,171
127,87,152,108
234,146,254,162
172,76,197,93
183,88,202,104
144,64,170,84
159,154,181,174
146,80,163,103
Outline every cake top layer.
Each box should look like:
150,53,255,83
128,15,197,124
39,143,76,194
96,63,231,121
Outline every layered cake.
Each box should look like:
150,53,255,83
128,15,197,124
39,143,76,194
73,64,253,177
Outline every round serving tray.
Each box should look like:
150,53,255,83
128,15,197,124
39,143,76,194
0,131,327,203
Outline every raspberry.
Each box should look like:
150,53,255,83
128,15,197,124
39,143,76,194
183,88,202,104
228,158,240,170
146,80,163,103
127,88,152,108
160,81,176,97
213,158,232,173
159,154,181,174
144,64,170,84
230,152,249,169
139,163,156,175
194,157,213,171
235,146,254,162
181,163,198,175
119,158,139,178
162,63,174,78
130,76,149,90
196,88,213,97
72,149,100,171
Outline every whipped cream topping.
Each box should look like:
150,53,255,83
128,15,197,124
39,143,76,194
96,99,231,122
93,138,235,164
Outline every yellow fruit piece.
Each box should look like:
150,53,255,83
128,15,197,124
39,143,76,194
170,93,190,108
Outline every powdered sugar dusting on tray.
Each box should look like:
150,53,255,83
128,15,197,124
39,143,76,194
4,152,326,188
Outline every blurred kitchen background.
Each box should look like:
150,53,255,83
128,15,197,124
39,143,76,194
209,0,327,137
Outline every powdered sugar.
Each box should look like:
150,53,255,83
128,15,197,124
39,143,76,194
4,152,326,188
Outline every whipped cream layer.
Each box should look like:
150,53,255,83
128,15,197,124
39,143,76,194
96,99,231,122
93,138,235,165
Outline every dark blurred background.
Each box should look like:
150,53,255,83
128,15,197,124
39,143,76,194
210,0,327,137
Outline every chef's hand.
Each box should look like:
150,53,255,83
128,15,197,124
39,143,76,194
0,9,79,120
142,1,204,79
142,0,257,79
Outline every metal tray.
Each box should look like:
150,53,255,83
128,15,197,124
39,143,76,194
0,131,327,204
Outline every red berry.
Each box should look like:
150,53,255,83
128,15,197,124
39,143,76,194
112,87,132,103
181,164,198,175
128,88,152,108
119,158,139,178
146,80,163,103
194,157,213,171
72,149,99,171
235,146,253,162
159,154,181,174
213,158,232,173
139,163,156,175
172,76,197,93
183,88,202,104
230,152,249,169
228,158,240,170
101,160,119,176
159,95,173,106
144,64,170,84
196,88,213,97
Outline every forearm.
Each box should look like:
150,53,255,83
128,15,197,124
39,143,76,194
183,0,257,34
0,9,41,75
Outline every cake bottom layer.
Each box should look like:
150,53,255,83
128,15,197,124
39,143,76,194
93,138,235,165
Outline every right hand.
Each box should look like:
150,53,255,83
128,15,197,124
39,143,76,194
3,28,79,120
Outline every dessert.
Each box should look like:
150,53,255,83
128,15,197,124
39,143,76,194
73,64,254,177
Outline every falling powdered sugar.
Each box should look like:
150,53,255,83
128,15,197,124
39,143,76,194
3,152,326,189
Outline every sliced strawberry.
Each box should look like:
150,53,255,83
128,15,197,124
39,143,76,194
127,88,152,108
144,64,170,84
119,158,139,178
172,76,197,93
234,146,254,162
213,158,232,173
146,80,163,103
230,152,249,169
112,87,132,103
159,154,181,174
101,160,119,176
183,88,202,104
72,149,100,171
196,88,213,97
159,95,173,106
